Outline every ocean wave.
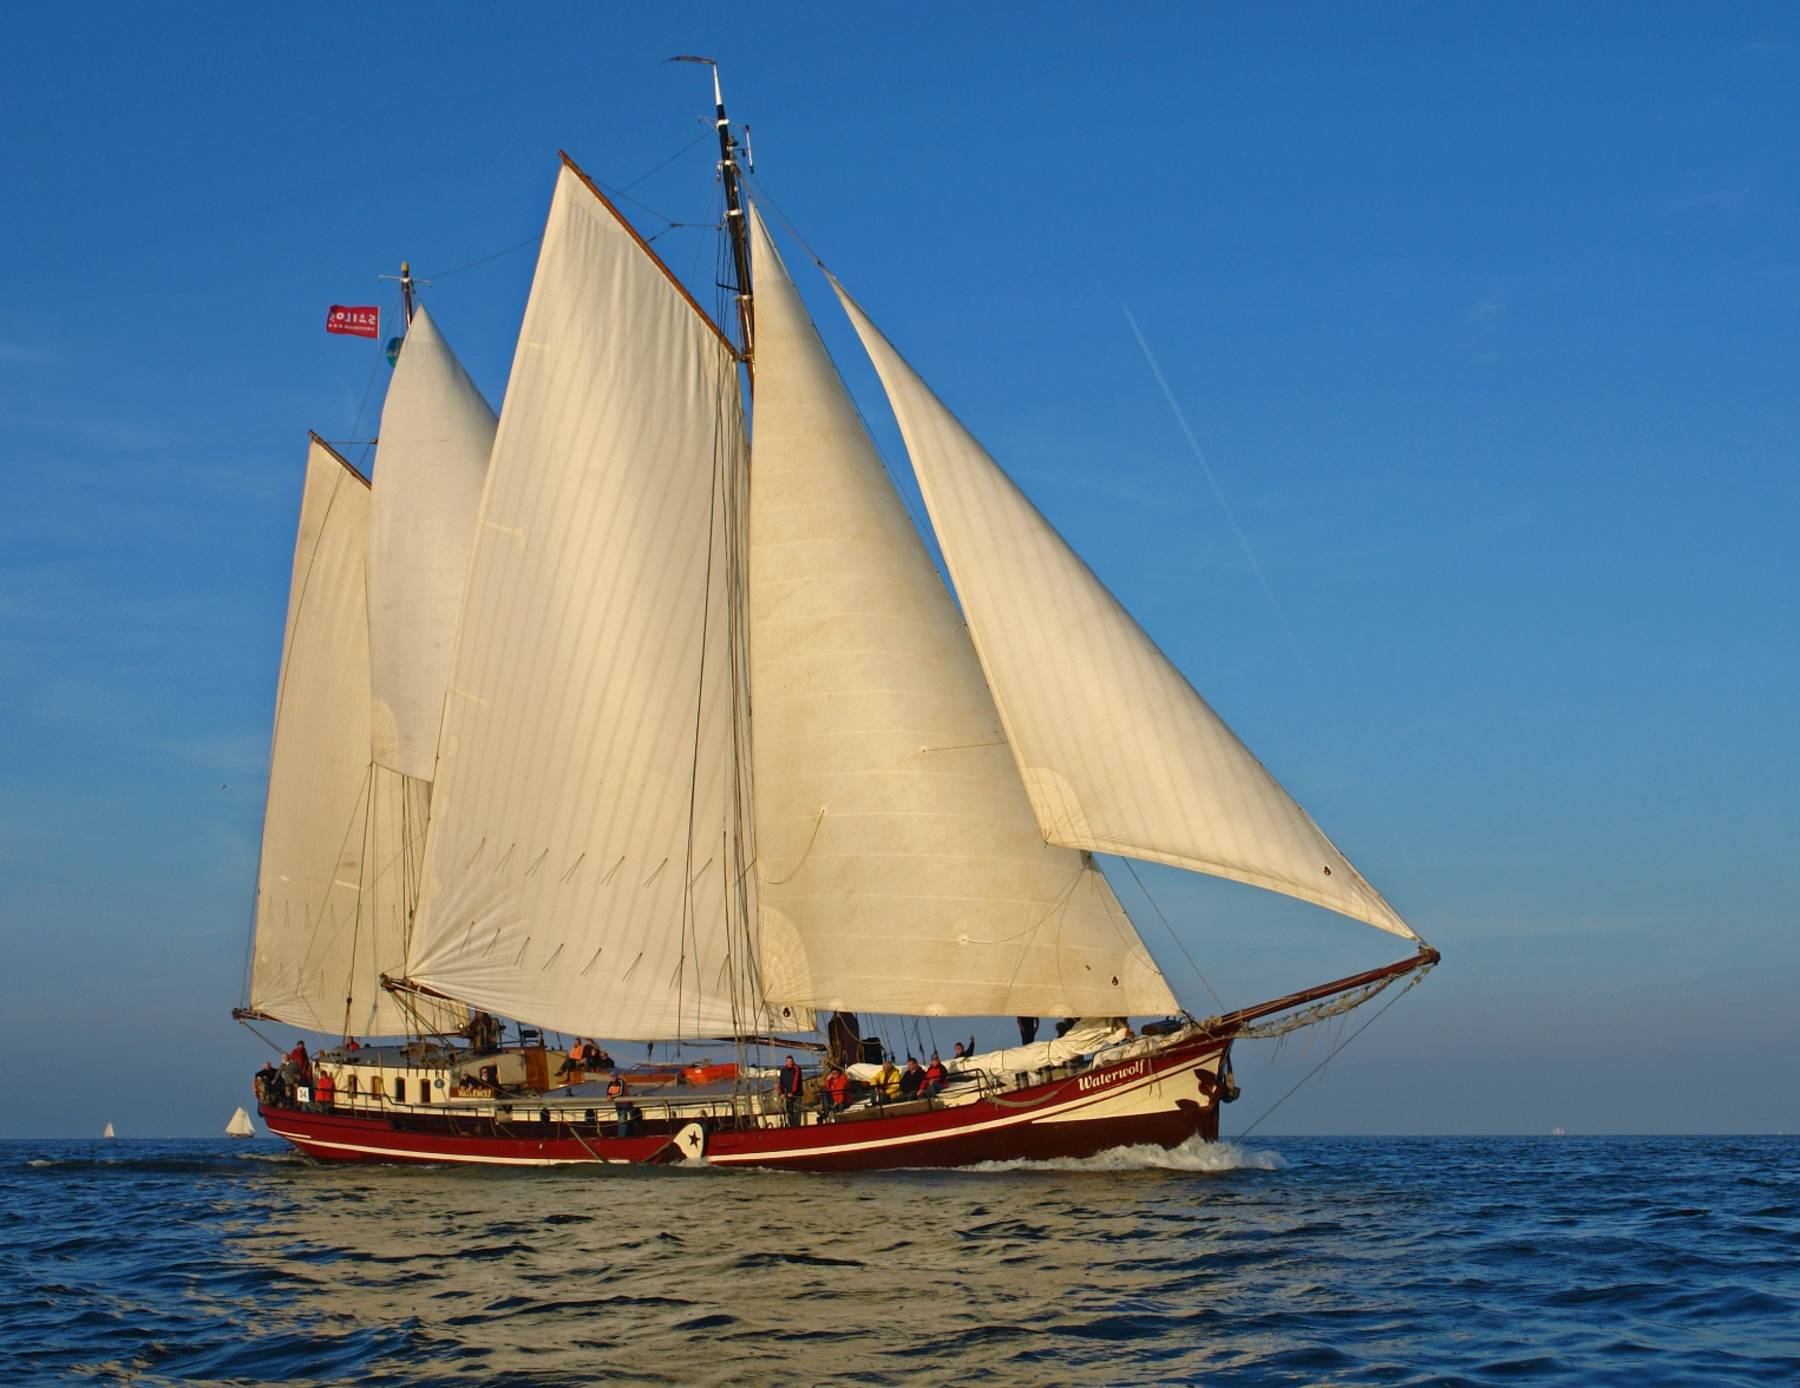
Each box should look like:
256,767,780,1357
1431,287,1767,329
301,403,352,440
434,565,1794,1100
963,1136,1286,1174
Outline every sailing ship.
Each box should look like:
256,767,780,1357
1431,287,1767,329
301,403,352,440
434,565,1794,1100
237,70,1437,1170
101,1123,115,1140
226,1107,256,1139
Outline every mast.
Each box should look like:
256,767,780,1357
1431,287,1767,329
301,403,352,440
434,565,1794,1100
675,56,754,363
399,261,415,325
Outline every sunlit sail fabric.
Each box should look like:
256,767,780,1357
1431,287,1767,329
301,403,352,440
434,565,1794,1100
405,161,763,1039
367,303,497,781
250,439,432,1035
747,212,1175,1017
833,285,1417,940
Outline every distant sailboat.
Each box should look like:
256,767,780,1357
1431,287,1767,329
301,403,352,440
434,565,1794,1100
226,1107,256,1139
1551,1125,1567,1137
101,1122,115,1140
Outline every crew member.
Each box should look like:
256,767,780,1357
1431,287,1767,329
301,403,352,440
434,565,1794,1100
778,1054,805,1126
922,1053,948,1097
898,1058,926,1099
1017,1016,1039,1045
871,1057,901,1104
821,1066,850,1115
313,1068,336,1111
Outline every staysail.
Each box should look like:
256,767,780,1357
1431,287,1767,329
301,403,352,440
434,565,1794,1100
747,210,1176,1017
832,286,1416,940
367,303,497,781
249,439,428,1035
405,159,771,1040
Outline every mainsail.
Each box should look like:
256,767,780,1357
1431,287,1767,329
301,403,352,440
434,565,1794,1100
831,286,1416,941
249,439,424,1035
404,159,770,1040
367,303,497,781
747,209,1176,1017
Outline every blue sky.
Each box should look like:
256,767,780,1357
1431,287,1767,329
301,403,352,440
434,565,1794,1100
2,4,1794,1138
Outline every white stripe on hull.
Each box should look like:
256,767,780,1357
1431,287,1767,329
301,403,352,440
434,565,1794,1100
263,1125,628,1166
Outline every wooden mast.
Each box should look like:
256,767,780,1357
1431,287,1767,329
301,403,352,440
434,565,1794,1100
674,56,755,367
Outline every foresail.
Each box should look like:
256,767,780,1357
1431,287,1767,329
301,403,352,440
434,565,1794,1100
746,209,1175,1018
404,160,775,1040
367,303,497,781
832,287,1417,941
250,439,439,1036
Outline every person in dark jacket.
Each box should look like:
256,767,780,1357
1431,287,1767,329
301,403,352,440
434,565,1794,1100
1017,1016,1039,1045
898,1058,926,1099
778,1055,805,1126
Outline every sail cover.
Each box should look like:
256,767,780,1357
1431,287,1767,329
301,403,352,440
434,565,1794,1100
405,160,769,1039
249,439,435,1035
833,286,1417,940
748,210,1175,1017
367,303,497,781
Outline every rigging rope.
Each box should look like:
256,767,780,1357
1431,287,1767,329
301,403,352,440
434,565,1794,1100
1231,965,1431,1140
1119,856,1223,1011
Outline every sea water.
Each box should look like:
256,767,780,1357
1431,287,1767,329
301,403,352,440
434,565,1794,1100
2,1135,1794,1384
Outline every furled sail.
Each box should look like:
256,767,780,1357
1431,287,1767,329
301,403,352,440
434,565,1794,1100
832,287,1417,940
405,160,771,1039
249,438,435,1035
747,209,1176,1017
367,303,497,781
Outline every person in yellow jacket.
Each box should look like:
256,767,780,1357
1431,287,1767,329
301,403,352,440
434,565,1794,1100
872,1057,902,1104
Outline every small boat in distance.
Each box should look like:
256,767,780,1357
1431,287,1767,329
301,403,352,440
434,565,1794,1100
237,67,1439,1170
101,1123,115,1140
226,1107,256,1139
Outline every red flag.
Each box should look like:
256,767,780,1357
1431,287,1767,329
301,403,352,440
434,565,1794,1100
325,305,380,339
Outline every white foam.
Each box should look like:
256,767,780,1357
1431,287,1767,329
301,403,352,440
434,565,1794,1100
964,1136,1285,1175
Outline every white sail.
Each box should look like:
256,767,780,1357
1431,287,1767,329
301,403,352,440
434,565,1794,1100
367,303,497,780
226,1106,256,1137
102,1122,115,1139
832,285,1416,940
405,160,774,1040
249,439,433,1035
747,210,1176,1017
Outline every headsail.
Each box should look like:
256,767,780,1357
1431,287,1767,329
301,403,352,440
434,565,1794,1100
747,210,1176,1017
367,303,497,781
832,286,1417,941
249,438,433,1035
404,159,772,1040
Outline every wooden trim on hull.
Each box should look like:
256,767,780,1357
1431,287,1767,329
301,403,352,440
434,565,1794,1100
258,1034,1230,1172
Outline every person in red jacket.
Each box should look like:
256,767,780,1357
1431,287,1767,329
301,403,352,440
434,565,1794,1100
313,1069,336,1111
922,1054,948,1098
821,1066,851,1116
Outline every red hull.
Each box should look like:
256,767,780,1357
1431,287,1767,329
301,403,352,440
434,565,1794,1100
261,1034,1230,1172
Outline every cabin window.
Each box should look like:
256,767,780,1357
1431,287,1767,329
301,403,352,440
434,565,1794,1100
394,1077,407,1103
371,1075,385,1097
